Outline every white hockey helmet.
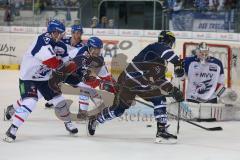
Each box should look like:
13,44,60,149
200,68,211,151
196,42,209,61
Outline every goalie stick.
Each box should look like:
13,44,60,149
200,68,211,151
135,99,223,131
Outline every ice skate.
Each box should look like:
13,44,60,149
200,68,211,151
87,116,98,136
45,102,54,109
3,124,18,143
155,123,177,144
64,121,78,134
4,104,15,120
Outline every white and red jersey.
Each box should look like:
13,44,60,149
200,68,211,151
184,55,225,101
20,33,67,81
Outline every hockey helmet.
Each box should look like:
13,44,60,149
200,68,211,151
158,30,176,48
196,42,209,61
47,19,65,33
71,24,83,33
87,37,103,49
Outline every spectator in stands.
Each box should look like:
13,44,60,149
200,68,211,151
108,19,115,29
183,0,195,9
209,0,219,11
4,3,12,26
209,0,226,11
90,16,98,28
173,0,183,11
54,0,65,7
194,0,209,11
224,0,236,10
161,0,176,11
167,0,177,10
96,16,108,28
74,19,81,25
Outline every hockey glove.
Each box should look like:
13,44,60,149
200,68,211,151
49,60,77,93
174,59,184,78
85,76,100,88
88,56,105,68
99,75,118,94
171,86,184,102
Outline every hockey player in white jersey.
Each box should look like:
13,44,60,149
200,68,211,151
4,24,83,120
184,42,225,103
3,19,78,142
45,24,84,108
62,24,84,52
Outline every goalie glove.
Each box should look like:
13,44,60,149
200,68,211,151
219,89,238,105
174,59,184,78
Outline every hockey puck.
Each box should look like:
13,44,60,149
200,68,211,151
146,124,152,128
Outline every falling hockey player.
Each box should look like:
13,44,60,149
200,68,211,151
87,30,185,144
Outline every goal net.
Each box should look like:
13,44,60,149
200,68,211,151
178,42,240,121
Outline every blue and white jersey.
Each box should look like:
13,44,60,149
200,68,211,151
62,36,84,52
132,42,179,64
68,45,89,59
184,55,225,101
55,41,69,63
125,42,179,83
20,32,68,81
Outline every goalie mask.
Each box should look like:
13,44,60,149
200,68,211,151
158,30,176,48
196,42,209,63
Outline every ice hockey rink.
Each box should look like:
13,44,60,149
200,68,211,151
0,71,240,160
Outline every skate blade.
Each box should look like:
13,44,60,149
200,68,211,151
155,137,177,144
3,136,15,143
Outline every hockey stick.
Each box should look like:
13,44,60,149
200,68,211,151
177,101,181,134
176,79,181,134
135,99,223,131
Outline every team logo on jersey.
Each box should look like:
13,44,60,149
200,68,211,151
209,65,217,72
194,79,212,94
193,64,199,69
43,37,51,44
54,46,65,55
199,72,213,78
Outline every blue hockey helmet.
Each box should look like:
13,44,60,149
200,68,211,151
71,24,83,33
47,19,65,33
87,37,103,48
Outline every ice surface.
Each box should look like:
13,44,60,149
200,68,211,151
0,71,240,160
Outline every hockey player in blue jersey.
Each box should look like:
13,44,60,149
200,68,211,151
184,42,226,103
87,31,185,143
3,20,79,142
67,37,117,119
